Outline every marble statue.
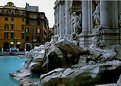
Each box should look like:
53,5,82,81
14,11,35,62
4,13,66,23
69,12,82,35
92,2,100,26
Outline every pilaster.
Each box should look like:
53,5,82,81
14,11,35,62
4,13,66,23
100,1,119,45
100,1,111,28
82,1,88,34
79,0,88,47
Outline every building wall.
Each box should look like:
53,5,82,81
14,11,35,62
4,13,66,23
0,16,4,48
0,2,26,51
25,11,48,49
0,16,25,50
0,2,49,51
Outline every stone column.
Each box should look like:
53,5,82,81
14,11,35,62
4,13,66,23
56,7,59,35
100,1,111,28
119,1,121,24
79,1,88,47
100,1,119,45
54,7,59,35
100,1,112,46
119,1,121,44
111,1,118,28
111,1,119,44
88,0,93,33
82,1,88,34
119,1,121,13
59,4,61,37
87,0,93,47
59,3,64,38
61,2,65,37
65,1,67,35
65,1,71,39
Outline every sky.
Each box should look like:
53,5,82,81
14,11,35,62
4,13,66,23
0,0,55,27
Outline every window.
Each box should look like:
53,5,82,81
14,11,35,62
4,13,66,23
26,36,29,41
10,32,14,39
41,15,44,19
5,17,8,21
37,14,40,18
44,30,46,35
11,10,15,15
36,28,40,33
37,37,40,41
26,20,29,25
11,24,14,30
4,32,9,39
21,24,24,32
37,21,40,25
40,22,42,26
25,27,29,33
4,24,9,30
21,33,24,39
22,18,24,22
11,17,14,21
0,9,2,13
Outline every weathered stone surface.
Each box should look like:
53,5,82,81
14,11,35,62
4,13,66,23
89,48,101,58
55,39,88,65
112,45,121,60
44,51,62,72
20,38,121,86
95,83,117,86
42,39,87,72
87,46,117,63
30,62,43,73
61,68,74,78
117,74,121,86
19,78,33,86
55,39,86,55
40,61,121,86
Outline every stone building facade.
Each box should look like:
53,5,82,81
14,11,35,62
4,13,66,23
0,2,26,51
25,3,49,51
54,0,121,48
0,2,49,51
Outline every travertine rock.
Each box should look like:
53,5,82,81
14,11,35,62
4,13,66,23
117,74,121,86
40,61,121,86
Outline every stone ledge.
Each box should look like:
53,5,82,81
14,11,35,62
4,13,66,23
95,83,117,86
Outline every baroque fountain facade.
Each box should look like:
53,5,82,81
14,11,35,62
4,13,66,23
10,0,121,86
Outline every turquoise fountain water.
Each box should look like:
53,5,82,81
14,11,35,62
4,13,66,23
0,56,25,86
